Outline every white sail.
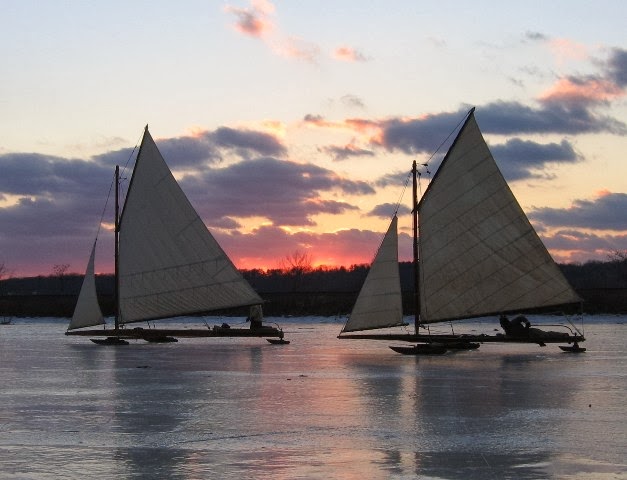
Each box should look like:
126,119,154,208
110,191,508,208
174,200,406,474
118,129,262,324
68,241,104,330
417,112,581,323
342,216,404,332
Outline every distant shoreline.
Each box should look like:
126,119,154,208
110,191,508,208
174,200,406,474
1,288,626,318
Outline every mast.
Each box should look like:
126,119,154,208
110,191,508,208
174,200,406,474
412,160,419,334
114,165,120,331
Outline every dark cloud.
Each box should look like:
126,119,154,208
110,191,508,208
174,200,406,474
183,157,373,227
320,144,375,161
0,153,111,197
379,110,466,154
0,126,358,275
606,47,627,87
524,31,548,42
368,203,411,218
542,229,623,252
379,99,626,157
207,127,287,159
477,101,626,135
340,94,365,109
0,151,118,275
490,138,580,180
154,136,222,167
0,192,116,276
303,114,324,123
375,169,413,188
96,127,285,170
529,193,627,230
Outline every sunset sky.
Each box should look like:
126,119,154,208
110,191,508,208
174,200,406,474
1,0,626,278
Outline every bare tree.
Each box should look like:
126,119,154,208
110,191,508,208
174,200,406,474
52,263,71,293
0,262,9,281
608,250,627,262
280,250,313,275
0,261,13,296
52,264,70,277
279,250,313,291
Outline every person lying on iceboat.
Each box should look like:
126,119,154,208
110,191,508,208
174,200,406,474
500,314,530,336
499,314,569,340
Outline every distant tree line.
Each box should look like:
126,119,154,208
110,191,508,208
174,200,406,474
1,252,626,317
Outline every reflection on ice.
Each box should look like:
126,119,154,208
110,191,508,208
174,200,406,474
0,317,625,479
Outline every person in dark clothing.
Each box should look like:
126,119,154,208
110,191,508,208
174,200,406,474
500,314,530,336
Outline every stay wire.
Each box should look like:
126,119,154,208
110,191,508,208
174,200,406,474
92,128,143,245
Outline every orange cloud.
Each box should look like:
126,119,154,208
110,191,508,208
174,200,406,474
332,46,369,62
303,115,382,135
540,77,623,104
345,118,381,134
259,120,287,138
301,115,387,147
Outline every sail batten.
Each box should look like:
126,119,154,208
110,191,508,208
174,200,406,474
342,216,404,333
418,112,580,324
117,129,261,324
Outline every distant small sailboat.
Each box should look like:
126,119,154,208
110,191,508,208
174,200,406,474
339,108,585,353
66,127,285,344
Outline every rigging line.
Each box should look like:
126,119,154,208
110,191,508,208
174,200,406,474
94,170,116,241
423,107,475,165
118,128,144,197
393,169,412,215
122,128,144,175
365,169,412,266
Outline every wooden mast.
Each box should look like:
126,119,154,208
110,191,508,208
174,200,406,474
114,165,120,331
412,160,419,334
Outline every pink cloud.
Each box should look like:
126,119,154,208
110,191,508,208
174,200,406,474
225,0,274,38
272,36,320,63
332,46,369,62
542,229,627,264
225,1,321,63
302,115,383,142
540,77,623,105
214,224,412,270
548,38,589,65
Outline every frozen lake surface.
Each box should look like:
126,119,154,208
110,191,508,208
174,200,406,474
0,315,625,479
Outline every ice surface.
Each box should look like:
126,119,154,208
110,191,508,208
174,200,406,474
0,315,625,479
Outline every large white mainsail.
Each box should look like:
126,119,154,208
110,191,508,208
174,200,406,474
342,215,404,332
417,110,581,323
117,128,262,324
68,241,104,330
